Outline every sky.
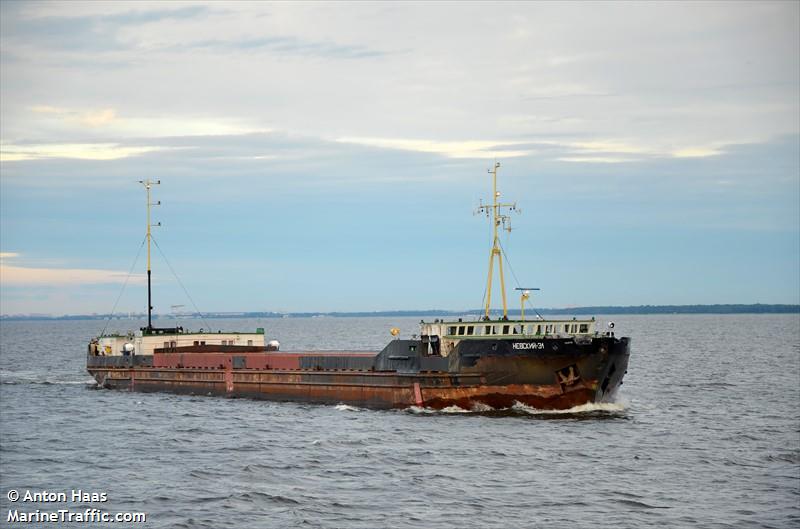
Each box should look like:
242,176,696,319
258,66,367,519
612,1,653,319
1,1,798,315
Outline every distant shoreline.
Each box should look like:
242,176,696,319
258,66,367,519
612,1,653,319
1,304,798,321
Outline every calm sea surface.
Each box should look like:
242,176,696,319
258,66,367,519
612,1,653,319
1,315,798,528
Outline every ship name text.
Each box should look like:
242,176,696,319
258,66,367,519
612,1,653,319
512,342,545,350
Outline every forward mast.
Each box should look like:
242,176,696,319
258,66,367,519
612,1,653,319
476,162,518,319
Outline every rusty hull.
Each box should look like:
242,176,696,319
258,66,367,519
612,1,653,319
88,336,629,410
89,362,621,411
90,366,600,409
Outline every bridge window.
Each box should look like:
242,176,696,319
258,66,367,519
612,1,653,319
502,325,510,335
448,326,457,335
466,326,474,335
579,324,589,333
458,326,465,336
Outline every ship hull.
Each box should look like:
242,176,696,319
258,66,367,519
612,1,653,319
87,337,629,410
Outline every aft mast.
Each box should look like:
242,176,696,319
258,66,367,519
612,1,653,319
476,162,517,319
139,179,161,333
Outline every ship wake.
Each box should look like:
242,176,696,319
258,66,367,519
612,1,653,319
405,399,627,419
511,400,627,416
334,404,364,412
0,369,96,387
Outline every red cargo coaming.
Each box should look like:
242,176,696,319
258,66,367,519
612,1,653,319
152,352,377,370
153,352,298,369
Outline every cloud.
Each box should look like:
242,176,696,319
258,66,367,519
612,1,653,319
672,147,723,158
567,141,648,155
0,264,142,285
335,135,721,163
30,105,64,114
23,104,269,139
0,143,164,161
102,5,211,26
522,84,614,100
184,35,389,60
3,2,796,159
112,118,269,138
3,4,387,61
30,104,116,128
336,137,533,159
556,156,638,164
0,254,144,286
2,5,211,52
81,108,117,127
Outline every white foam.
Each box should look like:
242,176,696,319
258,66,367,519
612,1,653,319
53,379,97,385
439,405,472,414
406,405,474,414
406,400,626,416
511,400,627,415
405,406,439,415
470,402,495,412
334,404,362,412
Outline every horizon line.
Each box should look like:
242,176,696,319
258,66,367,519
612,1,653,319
2,303,798,320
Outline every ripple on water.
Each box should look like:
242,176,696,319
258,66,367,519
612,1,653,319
0,315,798,529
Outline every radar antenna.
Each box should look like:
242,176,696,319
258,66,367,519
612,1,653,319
515,287,540,321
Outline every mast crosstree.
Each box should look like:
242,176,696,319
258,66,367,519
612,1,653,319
476,162,518,319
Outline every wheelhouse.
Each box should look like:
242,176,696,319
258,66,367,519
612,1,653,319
419,317,597,357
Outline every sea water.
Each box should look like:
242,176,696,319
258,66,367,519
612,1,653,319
1,315,798,528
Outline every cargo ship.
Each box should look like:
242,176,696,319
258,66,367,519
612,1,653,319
87,167,630,410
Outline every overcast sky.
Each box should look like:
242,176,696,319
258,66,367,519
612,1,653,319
1,1,798,315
